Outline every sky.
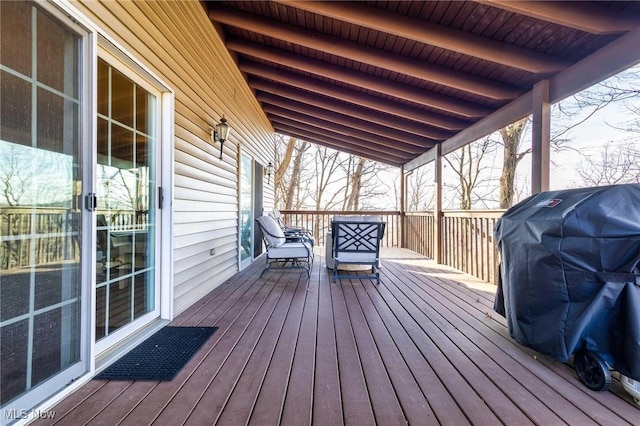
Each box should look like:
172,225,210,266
549,99,639,190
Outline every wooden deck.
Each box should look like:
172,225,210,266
38,248,639,425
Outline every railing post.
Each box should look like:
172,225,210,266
433,144,443,264
400,166,405,248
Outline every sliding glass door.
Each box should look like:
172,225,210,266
94,58,159,349
1,2,167,419
0,1,85,414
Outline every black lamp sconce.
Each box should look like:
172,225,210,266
210,116,231,160
264,161,274,184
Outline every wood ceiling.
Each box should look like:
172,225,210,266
206,1,640,167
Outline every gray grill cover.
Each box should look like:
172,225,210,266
494,184,640,380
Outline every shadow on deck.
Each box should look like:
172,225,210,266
38,248,638,425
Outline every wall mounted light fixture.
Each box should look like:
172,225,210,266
210,116,231,160
264,161,274,184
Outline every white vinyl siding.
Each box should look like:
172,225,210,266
72,0,275,314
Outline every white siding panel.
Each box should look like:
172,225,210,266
174,251,237,287
76,0,276,316
175,229,238,255
173,199,238,213
173,235,237,265
174,219,239,238
173,264,237,314
173,210,237,225
175,186,238,203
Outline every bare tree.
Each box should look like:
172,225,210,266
340,156,390,210
0,145,66,207
344,157,365,210
552,66,640,150
464,66,640,209
311,146,346,210
407,165,434,211
576,142,640,186
96,166,141,213
274,135,295,208
443,137,498,210
457,66,640,209
499,118,531,208
0,146,29,206
284,140,310,210
275,137,396,212
274,136,312,209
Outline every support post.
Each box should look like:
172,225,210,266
532,80,550,194
433,144,443,264
399,166,405,248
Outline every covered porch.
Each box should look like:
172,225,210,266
3,1,640,423
37,247,638,425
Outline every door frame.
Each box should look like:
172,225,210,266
93,39,174,356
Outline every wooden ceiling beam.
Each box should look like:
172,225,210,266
251,78,453,140
209,5,519,100
256,91,440,147
226,38,492,118
273,121,411,166
276,0,570,73
272,119,412,164
480,1,640,35
273,127,407,167
239,61,471,131
264,106,428,155
277,130,407,166
271,117,413,158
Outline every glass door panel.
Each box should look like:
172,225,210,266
239,154,253,268
0,1,83,411
95,59,156,343
253,162,264,258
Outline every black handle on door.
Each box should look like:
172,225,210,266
85,193,97,211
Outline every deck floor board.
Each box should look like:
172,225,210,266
39,248,639,425
312,258,344,426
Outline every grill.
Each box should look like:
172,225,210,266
494,184,640,392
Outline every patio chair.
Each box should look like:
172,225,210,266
270,208,315,246
331,218,386,284
256,215,313,278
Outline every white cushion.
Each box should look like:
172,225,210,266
267,242,311,259
335,252,378,263
258,215,286,247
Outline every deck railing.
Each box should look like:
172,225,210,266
442,210,503,285
3,207,503,284
1,207,80,270
0,208,145,271
278,210,402,248
283,209,504,285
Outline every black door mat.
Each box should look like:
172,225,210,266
95,326,217,381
